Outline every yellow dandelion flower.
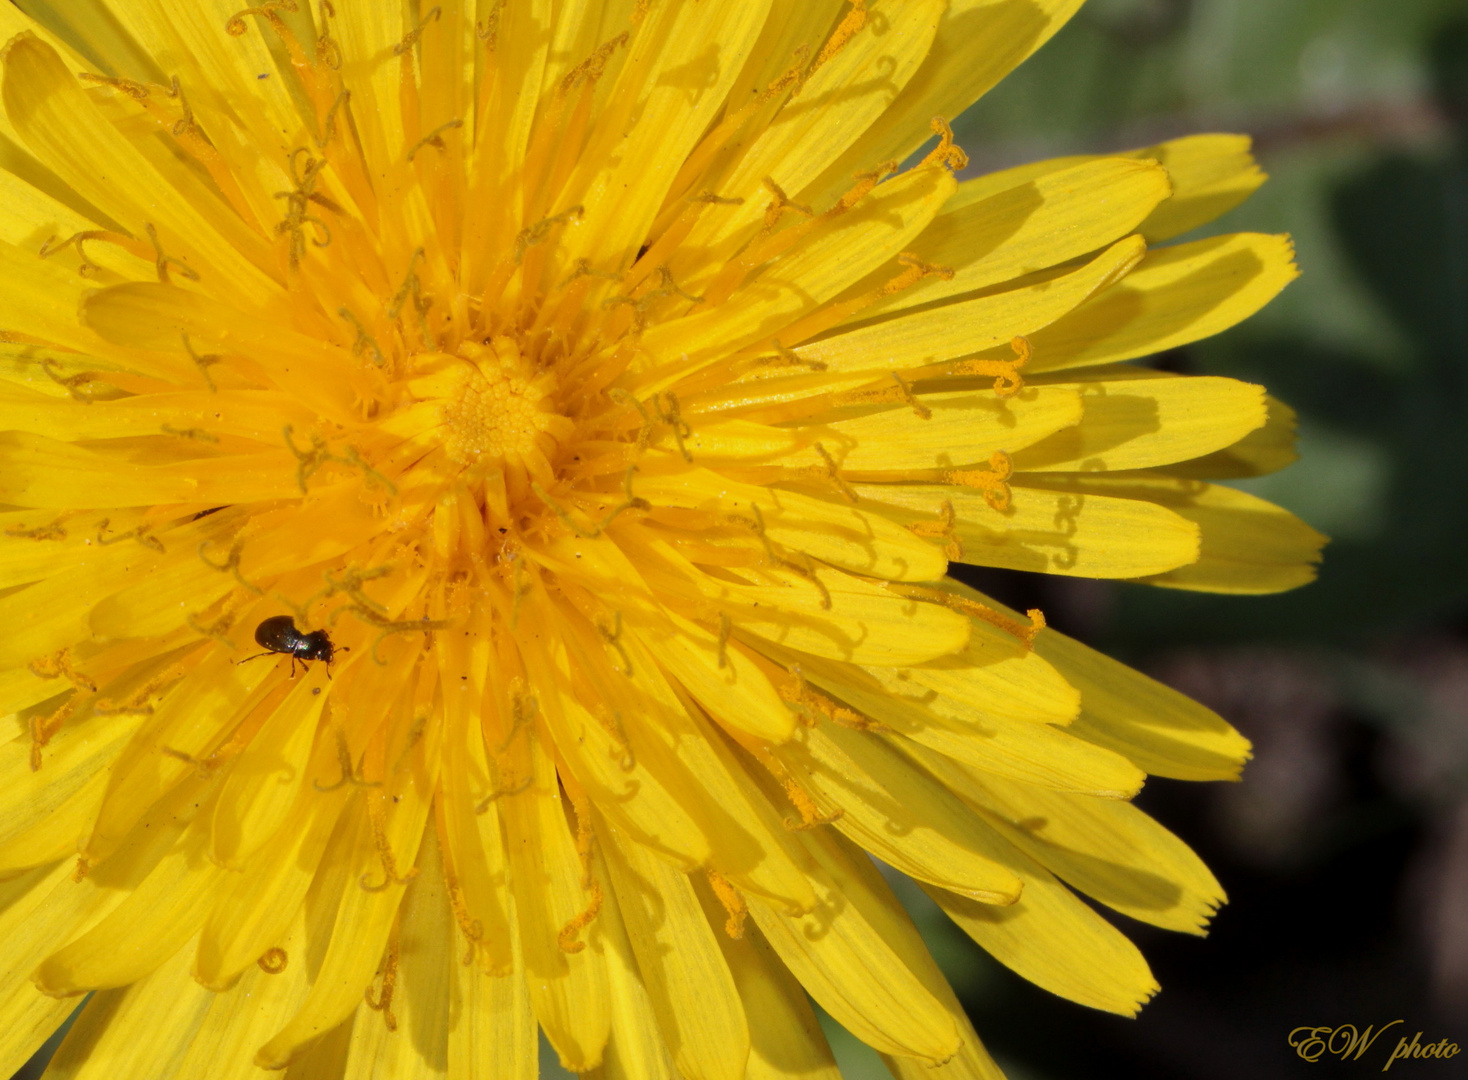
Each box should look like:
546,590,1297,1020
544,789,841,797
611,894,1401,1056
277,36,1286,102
0,1,1324,1078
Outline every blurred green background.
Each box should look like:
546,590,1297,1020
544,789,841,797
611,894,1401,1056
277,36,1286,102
15,0,1468,1077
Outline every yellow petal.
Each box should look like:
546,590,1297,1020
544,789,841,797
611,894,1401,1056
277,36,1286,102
559,0,773,270
1045,628,1262,780
0,238,151,368
856,898,1009,1080
634,468,948,581
601,826,750,1080
434,606,514,973
736,564,973,667
447,896,537,1080
621,532,971,667
5,776,199,985
0,0,97,105
1024,474,1326,594
0,429,197,508
873,619,1080,727
0,983,73,1077
0,781,204,1077
27,0,291,251
498,736,611,1073
241,481,405,579
589,860,680,1080
255,745,434,1070
0,384,315,444
0,661,64,717
517,592,714,866
1161,393,1301,479
0,864,78,1077
1,34,279,303
962,771,1225,934
1013,375,1267,472
34,804,226,996
868,682,1142,799
854,480,1201,579
682,0,945,256
801,0,1086,209
1133,133,1267,241
851,158,1171,321
800,234,1146,372
342,825,454,1080
613,636,818,913
645,165,956,386
661,380,1083,476
690,873,843,1080
637,612,797,745
332,0,410,166
801,828,1000,1075
871,755,1158,1016
775,721,1024,904
0,764,107,873
926,866,1157,1016
404,0,466,155
528,532,666,623
461,0,554,295
87,538,248,646
83,642,280,862
939,576,1252,781
875,986,1005,1080
247,803,381,1071
96,0,313,215
647,418,807,466
880,1030,1005,1080
36,937,215,1080
2,0,159,82
825,385,1084,473
760,639,1143,798
193,773,348,991
1025,233,1299,373
209,665,331,867
748,851,960,1063
0,164,138,275
0,694,143,862
0,509,248,666
943,131,1264,237
177,907,328,1080
80,282,360,422
674,363,861,415
722,2,847,106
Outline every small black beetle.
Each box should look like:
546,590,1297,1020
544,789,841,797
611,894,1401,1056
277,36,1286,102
242,615,342,677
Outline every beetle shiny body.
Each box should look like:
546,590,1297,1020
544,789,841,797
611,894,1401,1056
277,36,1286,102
244,615,339,676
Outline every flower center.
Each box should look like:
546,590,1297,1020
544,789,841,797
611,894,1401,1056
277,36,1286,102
439,338,550,467
404,336,574,488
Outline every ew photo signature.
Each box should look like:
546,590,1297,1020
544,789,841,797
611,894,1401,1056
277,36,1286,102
1289,1024,1461,1071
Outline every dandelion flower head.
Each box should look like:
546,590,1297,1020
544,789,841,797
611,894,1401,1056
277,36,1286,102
0,1,1324,1077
